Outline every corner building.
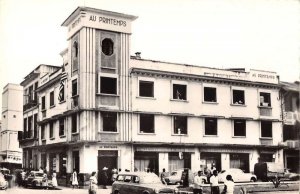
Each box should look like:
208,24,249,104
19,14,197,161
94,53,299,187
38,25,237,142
19,7,285,185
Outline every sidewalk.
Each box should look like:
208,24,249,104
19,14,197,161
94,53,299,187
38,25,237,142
56,185,112,194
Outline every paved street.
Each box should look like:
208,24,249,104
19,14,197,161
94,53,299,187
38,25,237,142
1,187,112,194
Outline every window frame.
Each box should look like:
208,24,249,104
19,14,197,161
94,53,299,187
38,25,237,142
139,114,155,134
50,90,55,107
260,121,273,138
59,118,65,137
41,124,45,140
72,79,78,97
101,38,114,56
101,112,118,132
233,119,246,137
171,81,187,101
138,80,154,98
41,96,46,110
173,116,188,135
204,118,218,136
259,92,272,107
231,88,245,105
49,121,54,139
203,86,217,103
71,114,78,134
98,73,118,95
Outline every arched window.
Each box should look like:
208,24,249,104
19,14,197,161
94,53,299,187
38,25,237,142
101,38,114,56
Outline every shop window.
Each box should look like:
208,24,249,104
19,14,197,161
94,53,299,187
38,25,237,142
41,124,45,140
72,79,78,97
204,87,217,102
233,120,246,137
173,84,186,100
260,92,271,107
102,112,117,132
49,121,54,139
102,38,114,56
232,89,245,105
72,114,77,133
205,118,217,135
174,116,187,134
261,121,272,138
50,91,55,107
100,77,117,94
140,114,154,133
41,96,46,110
259,154,274,162
59,118,65,136
139,81,154,97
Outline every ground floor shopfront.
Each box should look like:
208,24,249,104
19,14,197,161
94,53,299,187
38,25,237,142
22,142,284,185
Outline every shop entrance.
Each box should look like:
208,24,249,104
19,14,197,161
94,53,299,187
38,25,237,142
200,152,221,172
97,150,118,185
168,152,191,172
230,153,249,172
72,151,80,173
134,152,158,175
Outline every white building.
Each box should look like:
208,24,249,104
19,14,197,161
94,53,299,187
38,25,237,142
19,6,285,185
0,84,23,169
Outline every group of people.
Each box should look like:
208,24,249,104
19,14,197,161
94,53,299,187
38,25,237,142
193,169,235,194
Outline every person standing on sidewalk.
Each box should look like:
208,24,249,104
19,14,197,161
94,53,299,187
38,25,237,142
221,175,234,194
193,171,204,194
210,170,220,194
89,172,98,194
71,169,79,189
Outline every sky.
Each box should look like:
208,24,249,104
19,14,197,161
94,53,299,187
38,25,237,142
0,0,299,112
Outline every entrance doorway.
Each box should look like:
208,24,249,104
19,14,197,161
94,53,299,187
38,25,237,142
97,150,118,185
72,151,80,173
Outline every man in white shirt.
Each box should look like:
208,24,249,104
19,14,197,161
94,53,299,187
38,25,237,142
193,171,204,194
210,170,219,194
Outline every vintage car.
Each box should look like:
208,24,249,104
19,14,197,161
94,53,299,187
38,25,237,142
0,173,8,190
112,172,176,194
164,168,199,185
24,171,47,188
283,169,300,181
218,168,257,183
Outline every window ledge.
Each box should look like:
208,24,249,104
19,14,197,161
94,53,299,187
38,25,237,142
99,131,119,134
100,66,117,70
232,136,246,138
72,132,79,135
170,99,188,103
172,134,188,136
203,135,218,137
41,109,46,112
59,100,66,104
260,137,273,140
59,135,66,138
50,105,55,109
41,139,46,141
71,94,79,98
50,137,55,140
258,106,272,109
230,103,246,107
136,96,156,100
138,132,156,135
202,101,218,105
96,93,119,97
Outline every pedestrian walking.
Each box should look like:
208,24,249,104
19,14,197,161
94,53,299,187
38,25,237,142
102,167,108,189
193,171,204,194
111,168,118,183
221,175,234,194
71,169,79,189
89,171,98,194
210,170,220,194
42,169,48,189
52,172,58,188
160,168,167,185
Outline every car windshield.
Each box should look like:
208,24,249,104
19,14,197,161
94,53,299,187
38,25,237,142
32,172,44,177
170,172,177,176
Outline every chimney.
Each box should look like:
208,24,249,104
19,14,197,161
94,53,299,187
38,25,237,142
135,52,141,59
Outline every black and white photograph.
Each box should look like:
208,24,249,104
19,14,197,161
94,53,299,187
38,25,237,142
0,0,299,193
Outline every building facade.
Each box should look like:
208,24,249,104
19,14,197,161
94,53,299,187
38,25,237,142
19,6,286,185
281,81,300,173
0,84,23,169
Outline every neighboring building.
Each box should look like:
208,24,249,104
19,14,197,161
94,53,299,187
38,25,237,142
281,81,300,173
0,84,23,170
18,6,286,185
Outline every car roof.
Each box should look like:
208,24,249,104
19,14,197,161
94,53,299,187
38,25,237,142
118,172,158,177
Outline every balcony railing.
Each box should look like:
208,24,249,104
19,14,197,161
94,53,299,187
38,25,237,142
283,111,299,125
71,96,79,109
286,140,300,149
71,133,80,142
259,107,272,117
23,100,38,111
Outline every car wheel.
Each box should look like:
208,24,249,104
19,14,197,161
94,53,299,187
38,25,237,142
114,190,119,194
250,177,256,182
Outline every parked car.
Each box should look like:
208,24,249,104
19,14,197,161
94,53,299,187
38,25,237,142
24,171,48,188
283,169,300,181
165,168,196,185
254,162,284,182
218,168,257,183
0,168,12,180
0,173,8,190
112,172,176,194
